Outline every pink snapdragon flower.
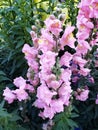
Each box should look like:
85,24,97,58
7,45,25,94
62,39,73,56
22,44,39,71
44,16,62,36
13,89,28,101
73,55,87,68
50,99,64,113
3,87,16,104
36,83,57,106
40,74,57,86
30,31,37,40
75,89,89,101
14,76,34,92
76,31,90,40
34,99,46,109
76,15,93,40
60,69,71,83
91,0,98,18
41,28,55,46
77,15,94,30
58,83,72,106
60,52,73,67
49,80,60,90
78,0,92,7
76,40,91,55
39,100,64,119
38,38,53,52
39,106,55,119
28,59,39,72
79,68,90,76
13,76,26,89
39,51,57,70
22,44,38,59
60,26,76,50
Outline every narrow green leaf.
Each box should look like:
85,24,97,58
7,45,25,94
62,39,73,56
0,71,6,76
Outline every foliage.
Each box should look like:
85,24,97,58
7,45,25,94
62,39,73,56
0,100,28,130
0,0,59,84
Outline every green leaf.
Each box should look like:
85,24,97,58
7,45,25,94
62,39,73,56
71,113,79,118
0,108,11,118
0,126,3,130
10,114,21,122
0,71,6,76
25,27,32,33
0,100,5,108
16,39,25,49
0,76,11,82
66,119,78,129
53,120,69,130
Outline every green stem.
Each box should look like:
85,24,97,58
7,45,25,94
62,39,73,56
30,0,34,17
9,0,16,20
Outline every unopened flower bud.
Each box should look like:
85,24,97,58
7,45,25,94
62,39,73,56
56,8,62,14
77,88,81,93
50,15,55,20
58,13,65,21
35,19,40,25
74,91,78,96
30,31,36,38
31,25,37,31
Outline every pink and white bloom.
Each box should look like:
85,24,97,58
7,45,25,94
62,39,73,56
73,55,87,68
36,84,57,105
13,89,28,101
58,83,72,106
13,76,26,89
60,26,76,49
79,68,91,76
44,16,62,36
60,52,73,67
3,87,16,104
39,106,55,119
76,40,91,55
50,99,64,113
22,44,38,59
76,89,89,101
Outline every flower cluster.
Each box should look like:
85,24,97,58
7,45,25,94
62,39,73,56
76,0,98,104
3,0,98,120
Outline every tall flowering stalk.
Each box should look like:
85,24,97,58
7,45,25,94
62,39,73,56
3,0,98,127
